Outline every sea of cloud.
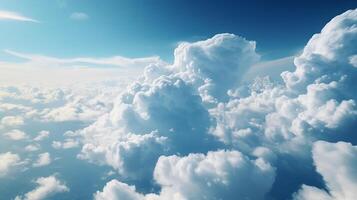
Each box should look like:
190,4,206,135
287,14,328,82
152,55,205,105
0,8,356,200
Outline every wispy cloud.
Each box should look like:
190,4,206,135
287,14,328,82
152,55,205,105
70,12,89,21
0,10,39,23
0,50,164,86
3,49,163,68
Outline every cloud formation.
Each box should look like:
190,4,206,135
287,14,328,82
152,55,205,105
0,10,39,23
0,7,356,200
90,8,357,200
0,152,21,177
33,153,51,167
15,175,69,200
294,141,357,200
95,150,275,200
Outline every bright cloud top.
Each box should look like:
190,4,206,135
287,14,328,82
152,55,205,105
0,10,39,23
88,8,357,200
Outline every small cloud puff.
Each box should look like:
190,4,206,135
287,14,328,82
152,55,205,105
70,12,89,21
15,175,69,200
32,152,51,167
0,152,21,177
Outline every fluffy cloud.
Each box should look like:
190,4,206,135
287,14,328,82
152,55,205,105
3,129,28,140
33,153,51,167
173,33,260,103
294,141,357,200
15,175,69,200
25,144,41,152
94,180,146,200
33,131,49,141
88,9,357,200
52,139,79,149
95,150,275,200
0,7,356,200
0,115,24,127
0,152,21,177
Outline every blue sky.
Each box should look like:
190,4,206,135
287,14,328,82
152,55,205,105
0,0,356,61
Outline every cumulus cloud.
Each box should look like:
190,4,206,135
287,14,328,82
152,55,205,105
173,33,260,103
89,8,357,200
15,175,69,200
0,152,21,177
95,150,275,200
3,129,28,140
52,139,79,149
25,144,41,152
0,10,39,22
294,141,357,200
33,131,49,141
33,153,51,167
0,115,24,127
0,7,356,200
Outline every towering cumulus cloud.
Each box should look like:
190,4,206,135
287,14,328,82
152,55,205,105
85,9,357,200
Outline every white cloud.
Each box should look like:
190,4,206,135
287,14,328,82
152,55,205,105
95,150,275,200
0,10,39,23
33,131,49,141
33,153,51,167
25,144,41,152
0,152,21,177
86,8,357,200
3,129,28,140
52,139,79,149
0,115,24,127
294,141,357,200
70,12,89,20
95,180,146,200
15,175,69,200
173,33,260,103
0,50,164,87
0,7,356,200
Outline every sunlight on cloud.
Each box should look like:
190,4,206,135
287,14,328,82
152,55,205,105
0,7,356,200
0,10,39,23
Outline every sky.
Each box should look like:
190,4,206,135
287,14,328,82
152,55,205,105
0,0,355,61
0,1,357,200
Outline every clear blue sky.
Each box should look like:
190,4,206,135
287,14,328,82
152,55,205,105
0,0,356,61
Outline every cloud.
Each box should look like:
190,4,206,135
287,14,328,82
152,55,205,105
0,50,164,87
15,175,69,200
25,144,41,152
173,33,260,103
94,180,146,200
0,152,21,177
88,8,357,200
33,153,51,167
3,129,28,140
0,7,356,200
0,115,24,128
0,10,39,23
70,12,89,20
293,141,357,200
95,150,275,200
52,139,79,149
33,131,50,141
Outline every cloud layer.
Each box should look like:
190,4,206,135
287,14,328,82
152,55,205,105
87,8,357,200
0,8,356,200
